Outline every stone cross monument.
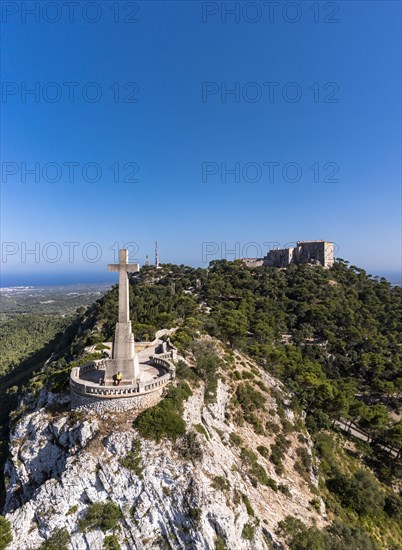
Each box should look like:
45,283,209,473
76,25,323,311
105,249,140,385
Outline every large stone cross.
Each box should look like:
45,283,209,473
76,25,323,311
108,249,139,323
106,249,140,384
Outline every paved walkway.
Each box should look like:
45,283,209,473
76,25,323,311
79,341,166,388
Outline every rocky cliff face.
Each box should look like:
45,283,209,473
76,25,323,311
3,346,325,549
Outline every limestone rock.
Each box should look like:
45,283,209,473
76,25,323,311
4,355,325,549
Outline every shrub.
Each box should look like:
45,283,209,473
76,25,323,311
281,420,294,434
241,447,257,465
230,433,242,446
275,434,291,452
132,323,156,341
327,469,384,516
267,478,278,492
254,380,269,393
295,446,311,468
270,445,283,466
384,493,402,519
0,517,12,550
276,516,326,550
120,440,142,477
278,484,291,497
236,384,265,413
40,528,70,550
214,535,227,550
310,498,321,512
246,413,265,434
212,476,230,492
70,352,104,368
192,343,221,403
95,343,109,350
241,493,255,517
306,411,331,432
188,507,201,524
254,463,271,485
274,462,284,476
257,445,269,458
277,516,380,550
171,326,194,351
242,522,256,541
29,380,44,394
294,446,312,482
78,501,122,533
176,360,200,383
266,421,281,435
86,333,104,345
135,406,185,442
68,409,86,425
134,383,191,441
327,521,380,550
241,448,271,486
177,431,203,462
236,384,266,431
276,405,286,422
103,534,121,550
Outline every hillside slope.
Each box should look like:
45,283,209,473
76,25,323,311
4,342,322,550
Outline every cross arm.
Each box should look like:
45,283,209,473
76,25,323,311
126,263,140,272
108,264,119,272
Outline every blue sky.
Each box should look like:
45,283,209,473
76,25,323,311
1,0,401,285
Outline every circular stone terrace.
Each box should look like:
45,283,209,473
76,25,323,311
70,339,176,399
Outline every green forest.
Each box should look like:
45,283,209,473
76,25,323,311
90,260,402,449
0,315,72,378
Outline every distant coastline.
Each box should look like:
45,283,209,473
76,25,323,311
0,282,113,293
0,274,116,288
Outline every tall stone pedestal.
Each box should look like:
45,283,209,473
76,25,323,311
106,250,141,385
105,322,140,384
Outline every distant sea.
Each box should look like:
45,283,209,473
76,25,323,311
0,273,117,287
371,272,401,286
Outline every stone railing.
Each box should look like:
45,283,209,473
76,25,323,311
150,353,173,364
70,354,175,399
149,352,176,374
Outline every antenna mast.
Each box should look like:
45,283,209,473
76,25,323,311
155,241,159,268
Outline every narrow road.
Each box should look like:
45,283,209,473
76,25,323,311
335,419,399,459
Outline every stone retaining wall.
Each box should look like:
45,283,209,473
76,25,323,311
70,353,175,399
70,386,164,413
69,351,176,412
